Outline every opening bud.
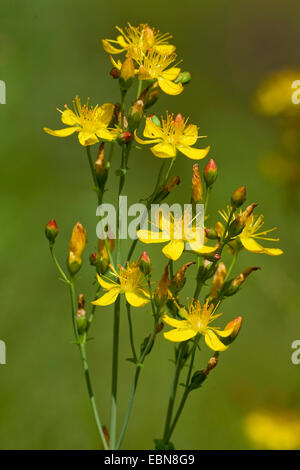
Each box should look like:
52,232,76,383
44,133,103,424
224,316,243,344
228,203,257,238
223,267,260,296
155,265,170,308
67,222,87,275
138,251,151,276
231,186,246,208
204,159,218,187
192,163,203,203
94,143,108,187
171,262,195,293
45,219,58,245
119,57,135,90
210,262,227,299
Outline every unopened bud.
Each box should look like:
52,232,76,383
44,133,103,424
223,316,243,345
129,99,144,129
67,222,87,275
94,143,108,187
155,265,170,308
143,26,155,48
175,71,192,85
118,131,132,144
152,176,180,203
119,57,135,90
76,308,87,334
144,85,160,109
174,113,184,128
231,186,246,208
228,203,257,238
192,164,203,203
210,262,227,299
223,267,260,296
110,67,119,79
205,228,218,240
45,219,58,245
204,353,219,376
138,251,151,276
172,262,195,293
204,159,218,187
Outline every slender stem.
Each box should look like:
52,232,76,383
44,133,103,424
49,246,108,449
137,79,143,99
164,156,176,184
165,337,199,443
110,295,121,449
126,302,137,362
204,186,211,218
225,249,239,281
116,145,127,266
163,344,184,442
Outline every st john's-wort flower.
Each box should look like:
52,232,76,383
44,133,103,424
219,206,283,256
162,300,237,351
43,97,118,146
135,112,210,159
92,262,150,307
102,23,176,60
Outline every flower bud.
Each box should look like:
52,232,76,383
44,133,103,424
45,219,58,245
152,176,180,203
97,228,115,274
174,113,184,128
144,85,160,109
67,222,87,275
143,26,155,48
119,57,135,90
175,71,192,85
192,164,203,203
205,227,218,240
223,267,260,296
138,251,151,276
155,265,170,308
128,99,144,129
94,143,108,187
231,186,246,208
149,113,161,127
224,316,243,344
171,262,195,293
227,203,257,238
204,159,218,187
118,131,132,144
210,262,227,299
76,308,87,334
110,67,119,79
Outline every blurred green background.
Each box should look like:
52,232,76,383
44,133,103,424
1,0,300,450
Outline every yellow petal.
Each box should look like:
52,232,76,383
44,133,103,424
92,287,120,306
240,237,283,256
162,314,190,329
162,239,185,260
144,118,164,139
158,76,183,95
193,244,217,254
160,67,181,81
179,124,198,146
102,39,125,54
110,55,122,71
96,128,118,141
212,326,234,338
61,109,80,126
177,144,210,160
78,131,98,146
96,273,118,290
43,126,77,137
137,229,170,243
154,45,176,55
134,130,160,145
151,142,176,158
204,329,229,351
97,103,114,126
164,328,197,342
125,290,150,307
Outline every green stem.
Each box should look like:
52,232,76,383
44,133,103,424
110,295,121,449
164,156,176,184
165,337,199,443
163,344,184,442
126,302,137,362
225,249,239,281
137,79,143,99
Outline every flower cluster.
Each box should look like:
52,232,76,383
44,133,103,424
44,22,283,451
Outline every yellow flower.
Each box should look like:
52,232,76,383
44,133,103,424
136,51,183,95
162,300,235,351
92,262,150,307
43,97,118,146
244,410,300,450
219,206,283,256
102,23,175,60
135,112,210,159
137,210,215,261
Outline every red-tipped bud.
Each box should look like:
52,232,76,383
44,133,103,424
138,251,151,276
231,186,246,208
110,67,119,79
45,219,58,245
205,227,218,240
204,159,218,187
89,252,100,266
118,131,132,144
